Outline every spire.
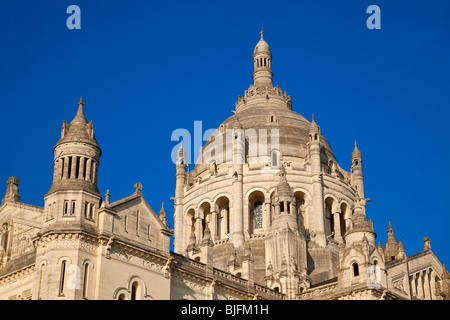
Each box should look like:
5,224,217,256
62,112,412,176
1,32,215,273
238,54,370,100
384,221,399,262
253,30,273,87
71,97,88,126
387,221,393,233
176,139,186,166
159,202,169,229
352,140,362,158
276,164,292,197
309,114,320,138
56,98,98,148
397,239,406,259
48,97,102,195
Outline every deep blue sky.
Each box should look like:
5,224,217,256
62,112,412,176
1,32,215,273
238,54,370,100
1,1,449,266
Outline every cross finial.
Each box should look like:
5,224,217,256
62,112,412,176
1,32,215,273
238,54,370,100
105,189,111,204
134,182,143,195
259,26,264,39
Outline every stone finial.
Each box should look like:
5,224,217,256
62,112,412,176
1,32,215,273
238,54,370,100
352,140,362,158
78,97,85,106
134,182,143,195
2,176,20,204
176,139,186,166
105,189,111,204
378,241,384,254
397,239,406,259
423,236,431,251
159,203,169,229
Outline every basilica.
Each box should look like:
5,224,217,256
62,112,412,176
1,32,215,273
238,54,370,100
0,33,448,300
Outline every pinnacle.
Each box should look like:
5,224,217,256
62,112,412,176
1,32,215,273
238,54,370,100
71,97,88,126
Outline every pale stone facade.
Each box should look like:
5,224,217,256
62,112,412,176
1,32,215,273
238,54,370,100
0,32,448,300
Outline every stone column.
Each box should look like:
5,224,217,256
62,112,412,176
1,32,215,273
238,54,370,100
232,128,244,247
79,157,85,180
424,269,431,300
417,272,424,299
430,270,436,300
411,274,417,298
70,156,77,179
85,159,92,182
195,217,203,244
174,161,186,254
331,202,342,242
333,212,342,243
275,203,280,216
312,176,325,247
265,202,271,229
211,211,218,241
92,161,98,184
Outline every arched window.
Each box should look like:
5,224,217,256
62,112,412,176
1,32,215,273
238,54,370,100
226,207,230,234
118,294,126,300
254,201,263,230
352,263,359,277
271,150,279,168
82,263,90,299
59,261,67,296
38,263,45,300
131,282,139,300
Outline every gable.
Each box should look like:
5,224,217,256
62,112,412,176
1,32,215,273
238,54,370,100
109,196,171,252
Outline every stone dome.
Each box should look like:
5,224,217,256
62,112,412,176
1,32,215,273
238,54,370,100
254,38,271,54
193,106,338,173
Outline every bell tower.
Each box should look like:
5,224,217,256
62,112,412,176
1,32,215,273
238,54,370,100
33,98,102,300
43,97,102,229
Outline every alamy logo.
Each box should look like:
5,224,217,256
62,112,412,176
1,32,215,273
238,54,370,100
366,5,381,30
65,264,81,290
171,121,280,174
67,5,81,30
366,264,382,289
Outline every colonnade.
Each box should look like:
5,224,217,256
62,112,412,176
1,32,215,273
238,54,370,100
54,156,98,184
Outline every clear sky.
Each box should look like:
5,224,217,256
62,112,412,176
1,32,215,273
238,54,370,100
0,0,449,266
